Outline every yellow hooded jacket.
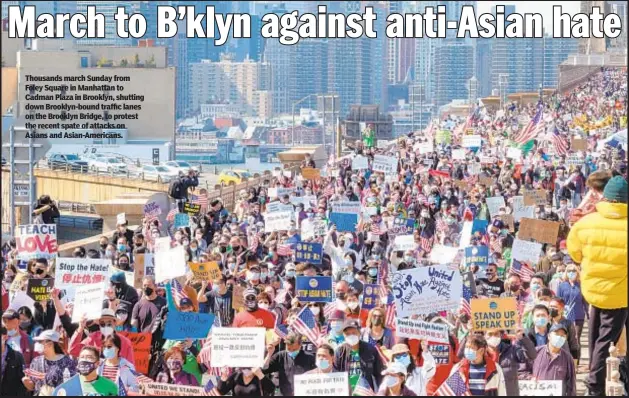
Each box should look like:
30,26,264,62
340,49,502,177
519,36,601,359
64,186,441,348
567,201,628,309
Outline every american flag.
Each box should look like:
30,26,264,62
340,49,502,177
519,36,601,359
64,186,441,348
375,344,390,366
292,306,322,346
370,222,383,235
323,301,337,319
118,375,128,396
551,127,569,156
511,259,535,282
420,234,434,253
24,368,46,380
384,301,396,329
435,370,472,396
323,185,335,197
436,217,448,233
171,278,189,306
128,367,153,384
276,244,293,256
166,207,178,223
202,379,222,396
460,283,472,316
513,104,545,144
353,376,377,396
197,336,222,377
190,194,209,212
489,236,503,254
274,314,289,340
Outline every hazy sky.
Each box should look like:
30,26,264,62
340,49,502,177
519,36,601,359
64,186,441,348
476,1,581,32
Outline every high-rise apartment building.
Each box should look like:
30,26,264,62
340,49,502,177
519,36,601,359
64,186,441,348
433,42,474,107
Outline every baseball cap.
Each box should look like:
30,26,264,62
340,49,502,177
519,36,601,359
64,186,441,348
559,240,567,250
101,309,116,319
549,323,567,334
342,319,361,332
110,271,126,284
243,287,258,299
179,298,193,308
34,330,60,343
329,310,346,321
381,362,408,376
390,343,410,357
1,309,19,320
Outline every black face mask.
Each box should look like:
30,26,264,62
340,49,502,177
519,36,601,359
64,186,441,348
35,268,45,275
219,246,227,254
144,287,154,296
336,292,346,300
549,308,559,318
118,262,129,269
100,243,108,249
87,324,100,333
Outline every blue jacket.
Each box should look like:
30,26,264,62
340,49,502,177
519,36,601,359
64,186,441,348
556,281,586,321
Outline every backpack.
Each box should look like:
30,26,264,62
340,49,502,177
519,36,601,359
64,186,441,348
168,178,185,199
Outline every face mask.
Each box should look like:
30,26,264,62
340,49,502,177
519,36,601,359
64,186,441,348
395,354,411,368
332,321,343,333
510,284,520,292
347,302,359,311
259,303,269,310
20,320,31,329
404,256,414,264
34,342,45,353
530,283,540,292
77,360,97,376
568,272,577,280
260,272,268,280
7,328,17,337
118,262,129,269
534,317,548,327
464,348,477,361
549,308,560,318
288,350,299,359
345,335,359,346
100,243,108,249
212,284,221,293
242,369,253,377
117,244,126,252
103,347,116,359
336,292,347,301
368,268,378,277
144,287,154,296
487,336,501,347
286,270,295,278
166,359,183,371
384,375,400,388
344,274,354,283
248,272,260,281
549,333,566,349
316,358,330,370
100,326,114,337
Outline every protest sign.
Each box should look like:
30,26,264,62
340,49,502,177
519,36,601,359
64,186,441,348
458,222,473,249
480,156,496,164
26,278,54,301
427,343,450,364
294,242,323,264
294,372,350,397
302,219,326,240
140,383,205,396
372,154,398,174
462,135,482,148
182,202,201,216
133,254,146,289
117,212,126,225
471,219,489,235
468,162,482,175
210,327,266,368
429,245,460,265
164,282,216,340
571,138,587,151
15,224,58,260
518,380,562,396
362,284,379,310
268,187,294,198
486,196,506,217
454,179,469,191
511,238,543,265
290,195,316,210
393,235,416,251
436,130,451,144
502,214,515,232
523,190,548,206
395,318,450,343
144,201,162,219
119,332,152,375
8,290,35,312
174,213,189,229
9,271,29,295
518,218,560,245
388,218,415,236
331,200,361,215
329,212,358,232
52,375,83,396
463,271,477,295
144,253,155,277
189,261,221,281
72,283,105,323
566,153,583,166
264,211,293,232
511,196,535,221
352,155,369,170
301,168,321,180
56,258,110,302
266,202,294,213
471,297,519,331
417,142,434,154
465,246,489,270
452,149,465,160
478,175,494,186
154,246,187,283
506,147,522,160
296,276,333,302
232,285,244,312
391,266,462,317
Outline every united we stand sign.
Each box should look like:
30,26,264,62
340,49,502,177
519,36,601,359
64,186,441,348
16,224,58,261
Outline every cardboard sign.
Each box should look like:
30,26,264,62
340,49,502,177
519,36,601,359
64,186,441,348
119,332,152,375
462,135,482,148
479,175,494,187
454,180,469,191
502,215,515,232
523,190,548,206
294,372,350,396
189,262,221,281
302,168,321,180
471,297,519,331
395,318,449,343
294,242,323,264
391,266,462,317
361,284,379,310
174,213,189,229
352,155,369,170
26,278,54,301
393,235,416,251
264,211,293,232
372,154,398,174
511,238,543,265
486,197,506,217
329,212,358,232
428,343,450,364
15,224,58,260
154,246,187,283
117,213,126,225
518,380,562,396
72,283,106,323
55,258,110,302
210,327,266,368
296,276,333,302
518,218,560,245
164,282,216,340
183,202,201,216
571,138,587,151
140,383,205,396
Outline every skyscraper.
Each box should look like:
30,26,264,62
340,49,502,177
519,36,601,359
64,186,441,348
543,36,578,88
75,1,133,46
433,42,474,107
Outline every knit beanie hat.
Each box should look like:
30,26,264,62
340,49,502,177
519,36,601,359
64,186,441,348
603,176,628,204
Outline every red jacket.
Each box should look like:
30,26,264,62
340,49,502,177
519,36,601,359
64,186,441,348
69,330,135,365
17,329,36,367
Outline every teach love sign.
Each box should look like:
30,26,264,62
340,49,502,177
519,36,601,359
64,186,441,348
16,224,58,260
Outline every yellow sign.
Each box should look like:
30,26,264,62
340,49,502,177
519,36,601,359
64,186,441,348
188,262,221,281
471,297,519,331
302,168,321,180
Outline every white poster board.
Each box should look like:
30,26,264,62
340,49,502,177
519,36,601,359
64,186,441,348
452,149,466,160
264,211,294,232
395,318,450,343
393,235,416,251
511,196,535,222
511,238,543,265
154,245,187,283
72,283,105,323
518,380,562,396
55,258,111,302
372,155,398,174
391,266,462,317
210,327,266,368
294,372,350,396
486,196,506,217
351,155,369,170
462,135,482,148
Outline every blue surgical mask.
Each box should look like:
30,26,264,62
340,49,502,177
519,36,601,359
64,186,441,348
344,274,354,283
368,268,378,277
117,244,126,252
288,350,299,359
332,322,343,333
567,272,577,280
534,317,548,328
394,354,411,368
7,328,17,337
316,358,330,370
212,285,220,293
260,272,268,280
286,271,295,278
549,333,566,348
103,347,116,359
530,283,540,292
464,348,477,361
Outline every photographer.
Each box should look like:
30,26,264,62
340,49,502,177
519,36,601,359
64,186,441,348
33,195,60,225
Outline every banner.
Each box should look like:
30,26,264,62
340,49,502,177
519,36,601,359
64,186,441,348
302,168,321,180
15,224,58,260
393,235,416,251
352,155,369,170
427,343,450,365
518,219,560,245
294,372,350,396
395,318,450,343
295,276,333,303
174,213,189,229
486,196,506,217
266,202,294,213
391,266,462,318
164,282,216,340
330,200,361,215
511,238,543,265
465,246,489,269
119,332,152,375
329,212,358,232
154,246,187,283
26,278,54,301
72,283,106,323
518,380,562,396
56,258,110,302
189,262,221,281
264,211,293,232
361,284,379,310
523,190,548,206
210,327,266,368
471,297,519,331
294,242,323,264
372,155,398,174
140,383,205,396
183,202,201,216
